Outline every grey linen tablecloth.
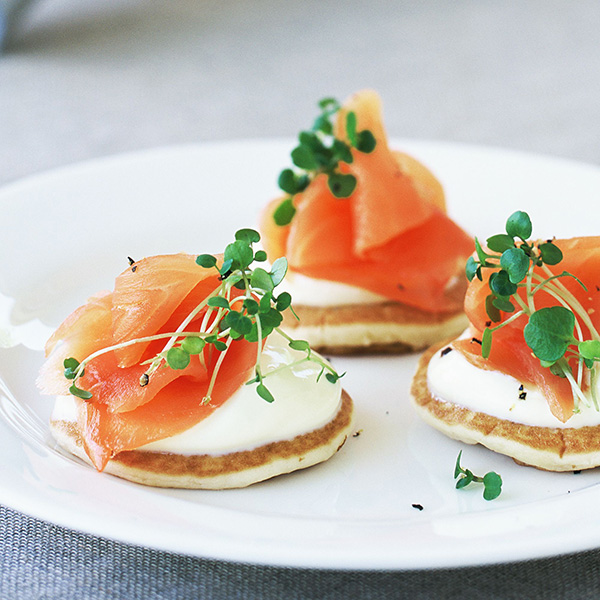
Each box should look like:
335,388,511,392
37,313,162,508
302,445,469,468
3,1,600,598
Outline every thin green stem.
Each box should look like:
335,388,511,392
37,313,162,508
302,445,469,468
203,336,233,404
489,309,526,332
74,330,207,378
541,264,600,341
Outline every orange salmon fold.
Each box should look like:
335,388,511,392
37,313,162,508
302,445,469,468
38,253,257,471
260,90,474,313
455,237,600,422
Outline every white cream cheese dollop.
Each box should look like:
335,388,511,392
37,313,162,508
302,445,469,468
52,332,342,455
280,272,387,306
427,336,600,429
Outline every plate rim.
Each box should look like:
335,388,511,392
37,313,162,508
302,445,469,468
3,138,600,570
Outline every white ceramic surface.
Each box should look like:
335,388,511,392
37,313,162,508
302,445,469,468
1,140,600,570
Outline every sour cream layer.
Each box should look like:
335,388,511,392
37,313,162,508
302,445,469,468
427,336,600,429
52,332,342,455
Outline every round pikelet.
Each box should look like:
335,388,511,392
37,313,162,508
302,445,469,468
411,342,600,472
49,390,354,489
281,295,468,356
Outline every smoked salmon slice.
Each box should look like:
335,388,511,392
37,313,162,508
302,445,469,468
38,253,257,471
260,90,473,313
456,236,600,422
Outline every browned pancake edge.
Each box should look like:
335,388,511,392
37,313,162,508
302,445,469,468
50,390,354,489
283,302,468,355
411,342,600,471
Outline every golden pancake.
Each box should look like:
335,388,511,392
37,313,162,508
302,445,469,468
50,390,354,489
411,342,600,471
283,302,468,355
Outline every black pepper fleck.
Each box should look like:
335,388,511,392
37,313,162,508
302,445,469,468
412,503,424,511
471,338,482,345
440,346,453,357
353,429,363,438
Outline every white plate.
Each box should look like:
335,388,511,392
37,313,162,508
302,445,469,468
2,139,600,570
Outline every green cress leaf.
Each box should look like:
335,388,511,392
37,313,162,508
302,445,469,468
579,340,600,360
318,97,339,111
291,145,318,170
486,233,515,253
455,473,473,489
235,228,261,244
64,367,77,380
356,130,377,153
500,247,530,284
481,328,493,358
482,472,503,501
260,308,284,329
327,172,357,198
224,311,253,335
273,197,296,226
251,267,275,292
275,292,292,311
207,296,230,309
313,114,333,135
245,309,284,342
485,294,502,322
196,254,217,268
325,372,343,384
259,292,272,313
454,450,503,500
474,237,492,265
549,362,569,378
332,138,353,164
69,384,93,400
224,240,254,270
539,241,563,265
489,270,517,297
212,340,228,351
454,450,465,478
270,257,288,287
278,169,299,195
219,258,233,275
256,383,275,403
254,250,267,262
465,256,479,282
289,339,310,352
63,357,80,380
64,357,80,370
506,211,532,240
243,298,259,315
523,306,576,362
346,111,358,146
492,296,515,313
167,347,191,370
181,336,206,355
299,131,328,159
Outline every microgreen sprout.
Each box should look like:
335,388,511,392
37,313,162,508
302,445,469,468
466,210,600,412
63,229,342,404
454,451,502,501
273,97,377,226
